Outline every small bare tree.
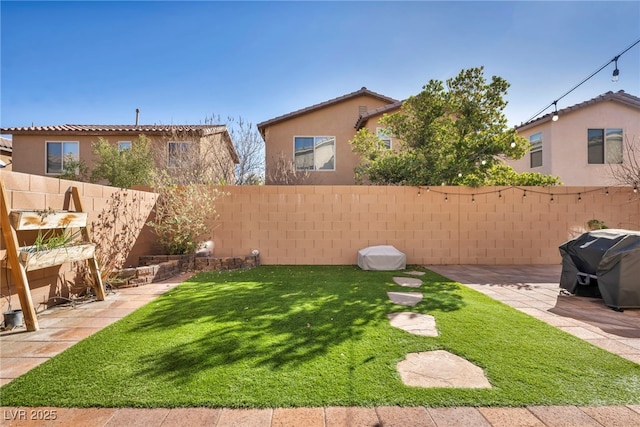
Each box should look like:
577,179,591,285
608,134,640,187
266,152,312,185
152,126,236,185
203,114,265,185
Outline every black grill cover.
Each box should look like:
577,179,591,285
559,229,640,309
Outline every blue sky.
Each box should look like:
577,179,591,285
1,0,639,136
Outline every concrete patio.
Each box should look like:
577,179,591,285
1,266,639,426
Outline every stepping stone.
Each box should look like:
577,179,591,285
393,277,423,288
387,312,438,336
387,292,423,306
406,271,425,276
397,351,492,388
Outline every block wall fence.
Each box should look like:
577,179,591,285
208,185,640,265
0,171,157,315
2,170,640,314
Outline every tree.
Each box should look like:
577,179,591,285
60,135,155,188
350,67,558,186
91,135,155,187
204,114,265,185
608,134,640,188
147,170,226,255
266,152,312,185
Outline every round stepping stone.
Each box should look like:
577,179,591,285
393,277,423,288
387,312,438,336
397,351,492,388
406,271,425,276
387,292,423,306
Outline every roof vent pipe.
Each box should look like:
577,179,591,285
135,108,140,126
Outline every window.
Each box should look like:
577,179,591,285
376,127,392,149
588,128,622,164
294,136,335,171
46,141,79,174
529,132,542,168
168,141,190,167
118,141,132,151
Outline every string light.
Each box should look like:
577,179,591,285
552,101,559,122
525,38,640,124
472,194,475,203
402,186,626,203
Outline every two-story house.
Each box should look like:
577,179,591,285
507,90,640,186
258,87,401,185
0,124,239,184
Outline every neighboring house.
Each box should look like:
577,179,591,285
507,90,640,186
0,137,12,170
0,124,239,183
258,87,402,185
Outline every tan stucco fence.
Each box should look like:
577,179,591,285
2,169,640,314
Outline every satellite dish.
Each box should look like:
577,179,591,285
0,159,6,168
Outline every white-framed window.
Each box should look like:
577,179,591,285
376,127,392,149
529,132,542,168
588,128,623,164
294,136,335,171
46,141,79,174
118,141,132,151
167,141,190,168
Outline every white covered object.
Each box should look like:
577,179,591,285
357,245,406,271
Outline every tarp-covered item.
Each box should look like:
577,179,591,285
357,245,406,271
559,229,640,309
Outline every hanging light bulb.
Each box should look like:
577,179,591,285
612,57,620,82
510,142,516,148
552,101,559,122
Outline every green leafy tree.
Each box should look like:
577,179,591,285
350,67,559,186
91,135,154,188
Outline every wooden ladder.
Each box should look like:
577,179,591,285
0,181,105,331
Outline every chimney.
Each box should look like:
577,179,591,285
135,108,140,126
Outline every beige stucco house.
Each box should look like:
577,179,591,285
0,124,239,184
258,87,401,185
507,90,640,186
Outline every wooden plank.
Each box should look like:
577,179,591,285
0,180,39,331
71,187,106,301
10,210,88,230
18,243,96,271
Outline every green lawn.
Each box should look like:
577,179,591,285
1,265,639,408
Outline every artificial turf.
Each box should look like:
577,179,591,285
1,265,638,408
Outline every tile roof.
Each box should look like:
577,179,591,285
257,87,399,135
516,90,640,130
0,124,227,135
355,100,403,129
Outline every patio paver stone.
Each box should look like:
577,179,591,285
393,276,423,288
387,312,438,337
397,350,492,388
387,291,423,306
